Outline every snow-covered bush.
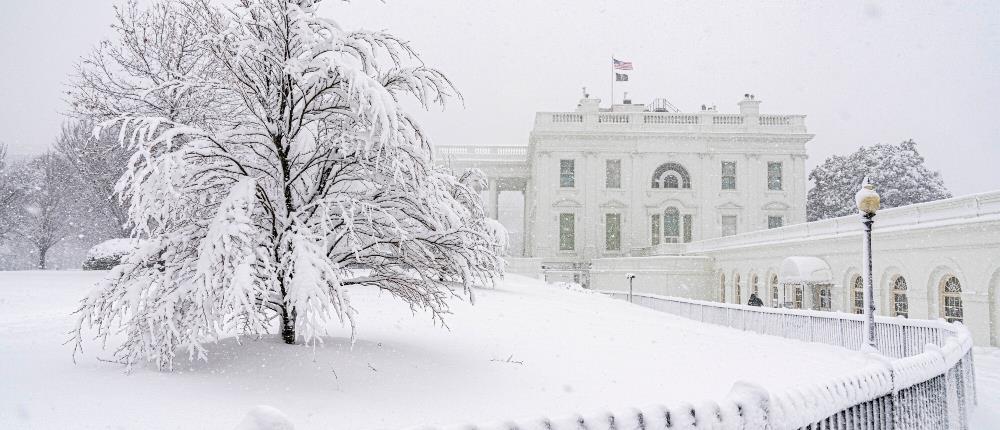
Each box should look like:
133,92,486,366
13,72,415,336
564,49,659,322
70,0,505,370
82,238,143,270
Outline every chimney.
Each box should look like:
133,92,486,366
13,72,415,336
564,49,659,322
576,97,601,113
738,93,761,117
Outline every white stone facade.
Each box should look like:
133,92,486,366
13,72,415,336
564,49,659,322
439,95,1000,347
591,191,1000,346
525,96,812,273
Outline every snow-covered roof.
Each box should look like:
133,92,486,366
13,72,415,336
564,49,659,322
779,256,832,284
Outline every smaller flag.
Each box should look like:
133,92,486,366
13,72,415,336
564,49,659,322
613,58,633,70
615,73,629,82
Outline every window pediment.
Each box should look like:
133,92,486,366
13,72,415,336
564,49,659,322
761,201,791,211
552,198,584,208
600,199,628,209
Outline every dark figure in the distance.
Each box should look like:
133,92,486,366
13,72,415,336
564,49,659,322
748,292,764,307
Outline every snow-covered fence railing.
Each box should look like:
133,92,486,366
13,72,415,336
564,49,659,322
602,292,954,359
397,382,773,430
597,291,977,429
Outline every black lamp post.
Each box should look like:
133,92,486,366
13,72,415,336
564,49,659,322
855,177,881,351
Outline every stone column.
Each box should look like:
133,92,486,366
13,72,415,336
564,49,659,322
488,177,499,219
803,283,814,310
520,184,529,257
583,151,598,260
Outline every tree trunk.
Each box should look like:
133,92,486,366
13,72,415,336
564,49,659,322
281,308,296,344
37,247,48,270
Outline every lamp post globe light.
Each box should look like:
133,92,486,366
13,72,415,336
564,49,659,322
855,177,881,351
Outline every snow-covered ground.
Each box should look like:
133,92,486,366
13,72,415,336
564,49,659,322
0,271,991,429
971,347,1000,427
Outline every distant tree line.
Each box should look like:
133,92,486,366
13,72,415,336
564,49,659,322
0,124,130,269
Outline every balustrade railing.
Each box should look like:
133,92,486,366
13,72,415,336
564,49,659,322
436,145,528,162
534,112,808,133
759,115,793,125
713,114,744,125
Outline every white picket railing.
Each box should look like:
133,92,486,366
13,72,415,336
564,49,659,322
400,293,976,430
598,292,977,429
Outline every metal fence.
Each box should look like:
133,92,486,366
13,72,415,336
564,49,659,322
596,291,977,429
609,292,949,359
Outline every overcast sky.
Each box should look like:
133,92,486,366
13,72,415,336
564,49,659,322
2,1,998,195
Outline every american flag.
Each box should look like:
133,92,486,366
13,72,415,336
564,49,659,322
613,58,633,70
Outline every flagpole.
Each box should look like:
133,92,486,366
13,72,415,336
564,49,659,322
610,55,614,106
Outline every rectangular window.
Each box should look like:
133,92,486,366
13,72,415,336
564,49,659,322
721,161,736,190
721,215,738,237
768,216,784,229
853,289,864,314
944,296,963,322
682,214,693,243
559,159,575,188
818,288,832,310
650,214,661,246
794,286,803,309
894,293,908,318
767,162,783,191
559,213,575,251
605,159,621,189
605,213,621,251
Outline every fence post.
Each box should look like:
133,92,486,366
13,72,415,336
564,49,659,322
727,382,771,427
955,359,969,430
838,317,846,349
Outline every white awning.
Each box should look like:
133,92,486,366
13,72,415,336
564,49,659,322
779,256,833,284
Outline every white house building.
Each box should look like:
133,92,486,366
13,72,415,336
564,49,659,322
524,94,811,278
438,95,1000,347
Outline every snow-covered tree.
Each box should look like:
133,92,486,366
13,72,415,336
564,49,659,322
10,152,84,269
807,140,952,221
71,0,505,370
55,121,132,237
0,144,24,244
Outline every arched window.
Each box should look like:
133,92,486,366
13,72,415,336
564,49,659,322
720,274,726,303
734,273,742,305
940,276,963,323
651,163,691,189
663,207,680,243
663,173,680,188
751,274,759,295
769,274,779,307
892,276,908,318
852,275,864,314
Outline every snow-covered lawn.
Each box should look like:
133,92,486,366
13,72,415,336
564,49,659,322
0,270,913,429
971,347,1000,427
